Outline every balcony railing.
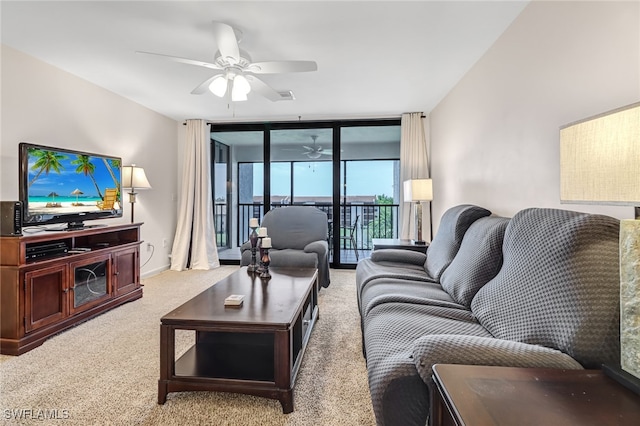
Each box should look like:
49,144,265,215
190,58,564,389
234,203,399,252
214,203,227,246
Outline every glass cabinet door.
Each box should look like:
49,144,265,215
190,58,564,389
69,254,111,314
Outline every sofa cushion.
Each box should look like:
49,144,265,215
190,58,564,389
360,278,463,318
355,257,435,313
471,208,620,368
439,216,509,307
424,204,491,280
364,301,491,426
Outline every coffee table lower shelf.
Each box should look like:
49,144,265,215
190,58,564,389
157,267,319,413
158,313,317,412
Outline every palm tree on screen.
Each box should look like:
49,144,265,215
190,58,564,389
103,158,121,200
28,148,68,187
72,155,104,200
102,158,121,188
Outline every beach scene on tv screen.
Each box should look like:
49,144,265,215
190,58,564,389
26,147,121,216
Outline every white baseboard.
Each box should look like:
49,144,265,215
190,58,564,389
141,264,170,279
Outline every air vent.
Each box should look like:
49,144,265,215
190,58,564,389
278,91,296,101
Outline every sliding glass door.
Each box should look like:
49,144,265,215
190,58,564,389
339,126,401,263
211,120,400,267
211,129,263,261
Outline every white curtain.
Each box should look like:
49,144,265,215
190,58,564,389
170,119,219,271
400,112,431,241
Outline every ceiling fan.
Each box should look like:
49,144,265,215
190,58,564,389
302,135,332,159
137,21,318,102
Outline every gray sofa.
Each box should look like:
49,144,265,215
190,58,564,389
356,205,620,426
240,206,330,288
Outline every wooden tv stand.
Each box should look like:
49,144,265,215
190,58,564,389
0,223,143,355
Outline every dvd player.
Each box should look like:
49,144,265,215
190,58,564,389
26,242,68,260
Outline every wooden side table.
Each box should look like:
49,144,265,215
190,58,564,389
371,238,429,254
431,364,640,426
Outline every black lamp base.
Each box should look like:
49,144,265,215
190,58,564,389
128,191,137,223
602,363,640,395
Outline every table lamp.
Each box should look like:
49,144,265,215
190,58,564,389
122,164,152,223
560,101,640,393
403,179,433,244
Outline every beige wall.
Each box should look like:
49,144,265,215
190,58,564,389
430,1,639,230
0,45,180,276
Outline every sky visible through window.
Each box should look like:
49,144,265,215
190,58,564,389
255,160,397,199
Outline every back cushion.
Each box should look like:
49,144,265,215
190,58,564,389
262,206,328,250
424,204,491,280
471,208,620,368
440,216,509,307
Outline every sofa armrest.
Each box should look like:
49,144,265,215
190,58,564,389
240,240,252,252
412,334,583,383
304,240,328,256
370,249,427,266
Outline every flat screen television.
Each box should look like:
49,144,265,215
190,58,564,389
19,142,123,230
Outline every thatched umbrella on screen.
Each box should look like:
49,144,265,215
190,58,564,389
71,188,83,205
47,191,60,207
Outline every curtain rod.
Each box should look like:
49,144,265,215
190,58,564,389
182,114,423,125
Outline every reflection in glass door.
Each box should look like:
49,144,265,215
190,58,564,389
213,141,230,248
270,128,333,214
211,130,263,260
270,128,333,258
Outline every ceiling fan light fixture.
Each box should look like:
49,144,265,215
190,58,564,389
231,74,251,101
139,21,316,103
209,75,228,97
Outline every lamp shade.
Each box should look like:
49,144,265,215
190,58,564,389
404,179,433,202
122,165,151,190
209,73,251,102
232,75,251,102
560,102,640,388
209,75,228,97
560,102,640,205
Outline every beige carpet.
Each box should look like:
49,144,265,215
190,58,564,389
0,266,375,425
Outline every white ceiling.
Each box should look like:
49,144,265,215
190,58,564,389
1,1,529,123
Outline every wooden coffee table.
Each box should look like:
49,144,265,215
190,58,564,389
158,267,319,413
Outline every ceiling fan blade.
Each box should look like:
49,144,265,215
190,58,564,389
212,21,240,63
302,146,314,151
190,73,225,95
245,75,283,102
248,60,318,74
136,51,222,70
